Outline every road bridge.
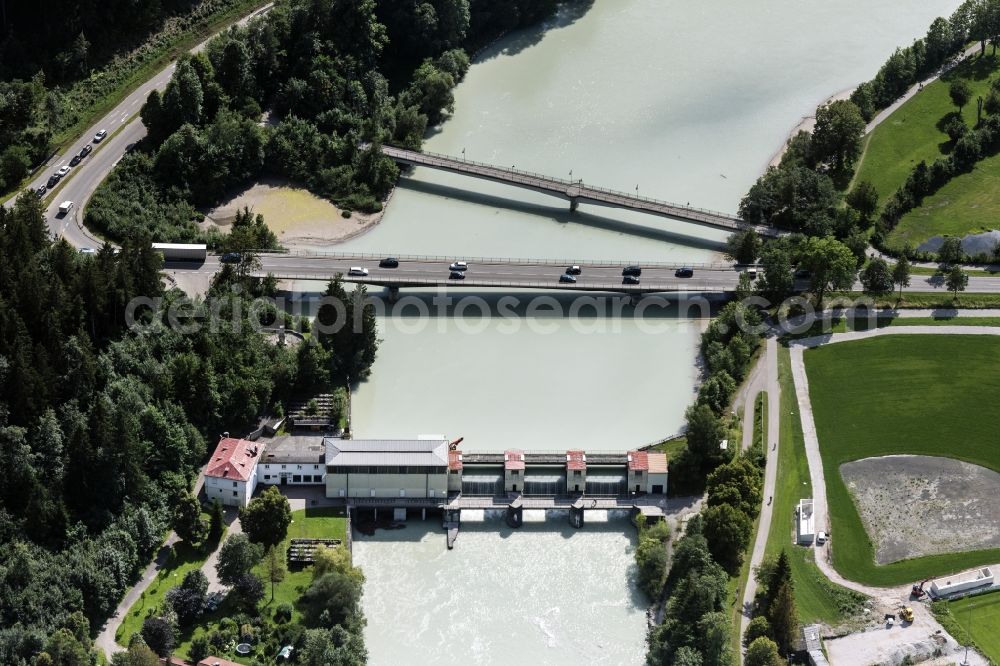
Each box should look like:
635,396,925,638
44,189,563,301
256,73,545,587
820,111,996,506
379,144,776,236
250,252,751,295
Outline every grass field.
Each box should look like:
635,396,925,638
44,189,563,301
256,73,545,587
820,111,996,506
115,541,212,645
783,315,1000,340
944,591,1000,664
832,291,1000,308
853,53,1000,206
891,149,1000,248
762,348,867,625
173,507,348,660
804,335,1000,585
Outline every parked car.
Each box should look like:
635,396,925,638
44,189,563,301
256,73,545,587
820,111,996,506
379,257,399,268
57,165,71,177
69,154,82,166
622,265,642,277
34,185,46,198
220,252,242,264
622,275,640,285
93,129,108,142
79,247,97,255
565,265,582,275
559,273,577,283
449,270,466,280
348,266,369,276
816,531,828,545
674,267,694,278
79,144,93,158
449,261,468,271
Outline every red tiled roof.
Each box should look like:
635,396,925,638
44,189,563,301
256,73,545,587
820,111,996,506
566,450,586,471
198,658,243,666
504,449,525,470
647,452,668,474
205,437,260,482
448,449,463,471
627,450,648,471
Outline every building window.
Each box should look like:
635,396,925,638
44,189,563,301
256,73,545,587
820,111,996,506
573,470,582,478
233,491,237,497
292,475,301,483
314,465,319,470
232,481,237,487
281,465,286,470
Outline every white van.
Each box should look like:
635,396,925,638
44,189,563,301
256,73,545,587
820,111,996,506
348,267,369,277
58,201,74,215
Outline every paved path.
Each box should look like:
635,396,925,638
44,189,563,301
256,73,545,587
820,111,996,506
201,511,243,594
787,327,1000,663
738,337,780,659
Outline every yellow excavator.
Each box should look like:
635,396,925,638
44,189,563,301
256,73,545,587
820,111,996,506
900,607,914,623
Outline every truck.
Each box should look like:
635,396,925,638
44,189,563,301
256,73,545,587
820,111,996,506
58,201,74,216
151,242,207,262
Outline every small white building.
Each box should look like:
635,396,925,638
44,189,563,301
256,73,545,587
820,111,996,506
627,450,669,495
204,437,262,508
929,567,994,598
566,450,586,493
504,449,525,493
797,498,815,545
257,436,326,486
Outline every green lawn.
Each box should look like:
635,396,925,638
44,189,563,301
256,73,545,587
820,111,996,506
804,335,1000,585
833,291,1000,308
783,315,1000,340
941,590,1000,664
173,507,348,661
762,347,867,626
854,53,1000,206
115,541,212,645
890,148,1000,247
651,436,687,464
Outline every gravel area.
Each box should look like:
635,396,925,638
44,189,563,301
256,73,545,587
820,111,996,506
841,455,1000,564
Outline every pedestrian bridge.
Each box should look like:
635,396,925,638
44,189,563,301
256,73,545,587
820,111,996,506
379,144,777,236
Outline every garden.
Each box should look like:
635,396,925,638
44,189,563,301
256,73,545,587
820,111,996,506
803,334,1000,585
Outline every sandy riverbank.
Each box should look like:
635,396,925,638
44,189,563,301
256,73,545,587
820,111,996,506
203,178,390,251
765,87,855,169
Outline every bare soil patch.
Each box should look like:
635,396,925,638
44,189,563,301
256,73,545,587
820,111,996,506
841,455,1000,564
203,178,383,250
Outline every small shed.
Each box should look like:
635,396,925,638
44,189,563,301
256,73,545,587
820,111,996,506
565,450,586,493
797,499,815,545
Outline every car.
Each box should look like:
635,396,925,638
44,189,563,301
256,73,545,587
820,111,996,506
93,129,108,142
69,155,82,166
47,175,59,188
816,531,828,544
58,201,74,215
379,257,399,268
565,265,582,275
449,261,468,271
559,273,577,283
220,252,242,264
348,267,369,276
34,185,46,198
79,247,97,255
674,267,694,278
78,144,92,158
622,265,642,277
57,165,71,177
449,270,466,280
622,275,640,285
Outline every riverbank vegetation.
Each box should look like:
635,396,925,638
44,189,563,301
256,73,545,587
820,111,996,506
87,0,565,246
0,0,272,196
804,334,1000,585
0,194,378,664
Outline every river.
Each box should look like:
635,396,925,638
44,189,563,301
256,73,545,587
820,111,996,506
345,0,961,663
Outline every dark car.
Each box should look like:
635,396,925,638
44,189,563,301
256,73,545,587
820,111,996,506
565,265,582,275
34,185,46,198
220,252,242,264
79,144,93,159
622,265,642,277
559,273,577,284
69,154,82,166
623,275,640,285
47,175,59,188
379,257,399,268
674,267,694,278
449,270,466,280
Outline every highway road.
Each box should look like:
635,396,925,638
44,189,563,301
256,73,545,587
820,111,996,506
2,3,274,249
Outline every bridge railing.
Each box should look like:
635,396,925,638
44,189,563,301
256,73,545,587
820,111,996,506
385,146,744,222
251,274,738,292
252,248,758,271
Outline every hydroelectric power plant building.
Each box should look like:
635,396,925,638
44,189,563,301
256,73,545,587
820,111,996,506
204,434,669,541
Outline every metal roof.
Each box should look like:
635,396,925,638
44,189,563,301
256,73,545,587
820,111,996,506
261,436,326,464
325,438,449,467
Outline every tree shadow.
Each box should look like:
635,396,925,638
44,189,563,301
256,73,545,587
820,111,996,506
474,0,597,63
935,111,964,154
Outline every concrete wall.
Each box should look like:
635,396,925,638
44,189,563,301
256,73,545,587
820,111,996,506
258,462,325,485
204,471,255,508
326,472,448,499
448,469,462,492
647,472,667,495
566,469,586,492
504,469,524,492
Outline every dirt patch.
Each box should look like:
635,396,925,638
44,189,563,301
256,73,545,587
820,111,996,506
841,455,1000,564
203,178,384,250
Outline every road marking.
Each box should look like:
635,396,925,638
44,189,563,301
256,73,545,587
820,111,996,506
120,114,128,123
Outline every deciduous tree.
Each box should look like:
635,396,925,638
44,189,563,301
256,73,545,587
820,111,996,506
860,258,894,297
239,486,291,547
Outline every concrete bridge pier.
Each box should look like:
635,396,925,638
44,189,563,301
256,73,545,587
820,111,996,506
569,505,584,528
444,508,461,549
505,505,523,528
386,286,400,303
569,197,579,212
